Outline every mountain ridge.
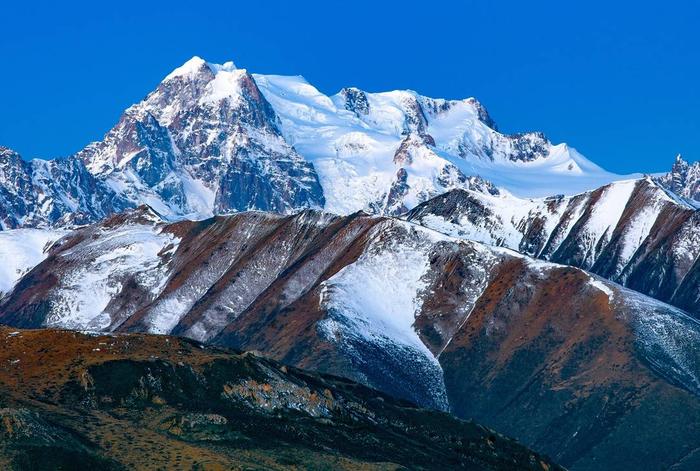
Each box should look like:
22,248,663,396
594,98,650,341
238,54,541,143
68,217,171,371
406,176,700,318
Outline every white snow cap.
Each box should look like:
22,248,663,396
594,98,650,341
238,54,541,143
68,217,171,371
164,56,237,81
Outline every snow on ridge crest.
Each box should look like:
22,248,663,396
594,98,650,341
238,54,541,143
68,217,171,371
164,56,237,81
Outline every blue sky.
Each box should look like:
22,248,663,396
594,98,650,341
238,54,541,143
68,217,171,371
1,0,698,173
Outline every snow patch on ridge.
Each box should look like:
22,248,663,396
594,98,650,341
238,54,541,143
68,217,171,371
45,224,179,331
318,222,449,408
200,68,247,105
588,275,615,300
319,240,431,352
616,201,662,270
586,180,637,238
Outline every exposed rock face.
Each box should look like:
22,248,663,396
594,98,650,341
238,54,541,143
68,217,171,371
0,147,127,229
1,208,700,469
381,168,411,215
655,154,700,202
464,97,499,131
75,57,325,217
407,177,700,318
339,87,370,116
504,131,550,162
0,327,560,470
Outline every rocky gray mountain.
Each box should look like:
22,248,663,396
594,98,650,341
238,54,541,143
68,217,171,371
74,57,325,218
0,147,127,229
655,154,700,203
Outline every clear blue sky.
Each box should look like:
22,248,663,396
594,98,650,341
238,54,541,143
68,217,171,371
1,0,698,173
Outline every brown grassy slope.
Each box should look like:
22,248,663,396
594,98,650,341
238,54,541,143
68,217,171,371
0,326,561,471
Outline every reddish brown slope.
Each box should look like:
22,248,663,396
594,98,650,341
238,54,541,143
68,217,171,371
1,209,700,469
0,327,562,470
440,262,700,470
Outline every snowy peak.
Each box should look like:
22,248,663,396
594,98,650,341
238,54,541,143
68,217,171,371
162,55,237,82
75,56,324,219
144,58,262,127
163,55,213,81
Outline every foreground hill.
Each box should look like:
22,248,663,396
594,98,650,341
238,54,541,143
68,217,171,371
0,326,559,470
1,208,700,469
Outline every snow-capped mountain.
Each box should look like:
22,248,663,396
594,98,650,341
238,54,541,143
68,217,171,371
0,208,699,470
74,57,325,218
0,56,627,228
406,176,700,315
252,71,623,214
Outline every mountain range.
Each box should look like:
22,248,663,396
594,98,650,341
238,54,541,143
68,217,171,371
0,55,643,229
1,56,700,470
